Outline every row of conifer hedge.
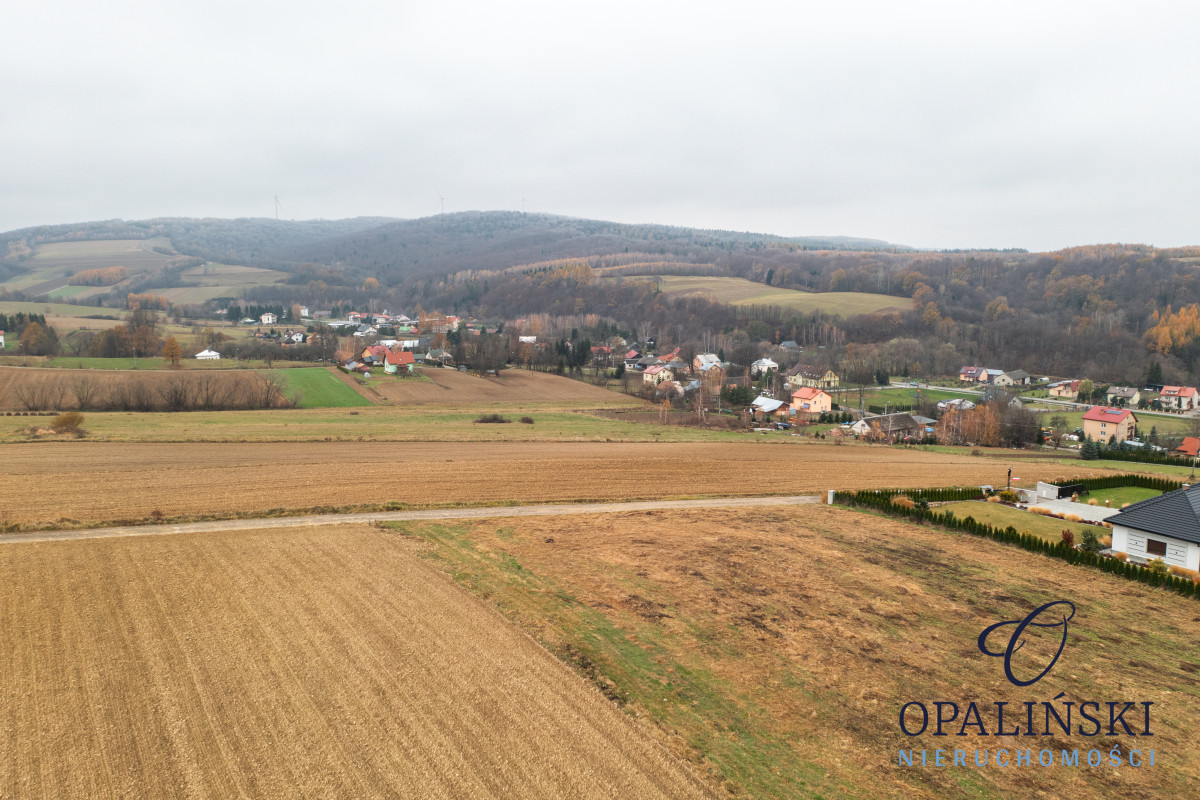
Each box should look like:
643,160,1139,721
832,486,1199,599
1049,474,1181,492
1085,448,1195,467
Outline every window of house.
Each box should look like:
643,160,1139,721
1146,539,1167,557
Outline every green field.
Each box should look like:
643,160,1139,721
277,368,372,408
639,275,906,316
0,301,118,317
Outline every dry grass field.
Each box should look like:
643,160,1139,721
0,441,1113,528
645,275,906,316
0,525,715,799
394,505,1200,799
373,368,644,406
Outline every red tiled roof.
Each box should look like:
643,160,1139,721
1082,406,1133,423
791,387,828,401
1161,386,1197,398
1177,437,1200,458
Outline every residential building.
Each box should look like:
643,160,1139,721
790,387,832,416
1106,386,1142,406
1081,406,1137,444
993,369,1032,387
785,364,840,390
1108,484,1200,570
1159,386,1199,412
260,312,277,325
643,365,674,385
1048,380,1081,399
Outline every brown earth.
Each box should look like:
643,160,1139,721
0,524,716,799
0,440,1112,527
373,367,644,406
395,505,1200,799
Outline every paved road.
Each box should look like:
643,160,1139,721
0,495,823,545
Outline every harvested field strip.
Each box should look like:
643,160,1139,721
0,525,717,799
392,506,1200,799
371,367,647,407
0,441,1117,527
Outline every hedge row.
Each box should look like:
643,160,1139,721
1087,448,1195,467
844,486,984,504
832,489,1199,599
1050,474,1181,493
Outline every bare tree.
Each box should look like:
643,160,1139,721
71,375,99,410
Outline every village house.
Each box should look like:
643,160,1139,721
993,369,1031,387
643,365,674,385
1048,380,1081,399
1106,386,1142,406
750,358,778,377
958,365,988,383
785,364,840,390
693,353,721,373
259,312,277,325
1158,386,1199,412
1082,406,1137,444
790,386,831,416
384,351,416,374
1107,484,1200,570
0,330,5,348
1175,437,1200,458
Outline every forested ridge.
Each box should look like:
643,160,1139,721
4,212,1200,384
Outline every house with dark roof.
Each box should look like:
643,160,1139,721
785,364,839,390
1106,386,1141,406
959,365,988,383
1108,484,1200,570
993,369,1031,387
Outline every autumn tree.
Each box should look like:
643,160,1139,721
162,337,183,366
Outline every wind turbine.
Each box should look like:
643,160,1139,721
274,195,284,220
437,191,446,215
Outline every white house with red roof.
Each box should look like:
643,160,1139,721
1082,406,1137,444
1158,385,1198,412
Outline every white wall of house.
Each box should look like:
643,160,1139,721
1111,524,1200,570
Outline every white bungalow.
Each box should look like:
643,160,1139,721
1107,484,1200,570
195,349,221,360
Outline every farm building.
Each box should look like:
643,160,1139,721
750,395,790,422
1107,484,1200,570
194,349,221,360
993,369,1031,387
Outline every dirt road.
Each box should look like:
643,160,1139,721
0,495,822,544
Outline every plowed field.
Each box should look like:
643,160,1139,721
0,441,1112,527
0,525,716,800
394,506,1200,799
374,368,642,406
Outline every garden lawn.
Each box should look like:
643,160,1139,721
1084,485,1163,507
939,500,1109,544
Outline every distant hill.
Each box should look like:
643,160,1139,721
276,211,910,282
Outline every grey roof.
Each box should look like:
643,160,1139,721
1002,369,1030,380
1108,484,1200,545
1107,386,1140,399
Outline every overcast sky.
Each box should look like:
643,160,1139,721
2,1,1197,251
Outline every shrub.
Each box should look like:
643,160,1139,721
891,495,916,509
1060,529,1075,548
998,490,1019,503
1062,513,1083,523
50,412,84,432
1100,535,1112,548
1080,530,1104,554
1169,565,1200,582
986,495,1002,503
1112,551,1129,562
519,416,535,424
1029,506,1053,516
1086,498,1098,506
1147,558,1170,577
475,413,511,424
1121,503,1131,508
